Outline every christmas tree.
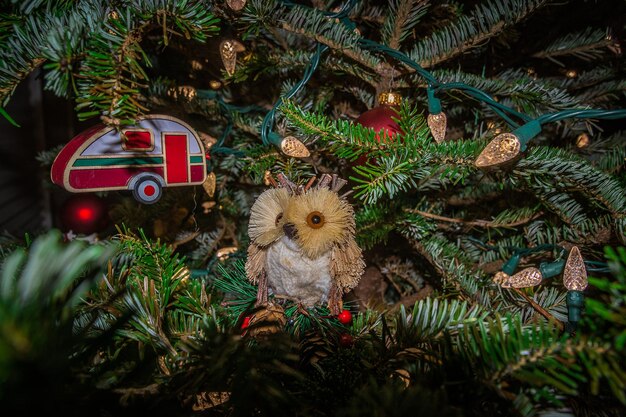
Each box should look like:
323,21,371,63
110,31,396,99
1,0,626,416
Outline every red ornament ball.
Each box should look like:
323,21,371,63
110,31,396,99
241,316,251,330
355,104,402,142
60,194,108,234
337,309,353,325
354,104,403,165
339,333,354,347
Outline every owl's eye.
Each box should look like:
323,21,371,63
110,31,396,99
275,212,283,226
306,211,325,229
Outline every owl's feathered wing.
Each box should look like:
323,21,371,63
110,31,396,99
246,242,266,285
330,234,365,292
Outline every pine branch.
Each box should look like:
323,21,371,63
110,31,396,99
423,68,581,113
322,56,380,89
1,1,219,124
0,14,59,106
533,28,615,65
561,66,616,91
280,6,382,72
397,218,494,307
409,0,548,68
381,0,429,50
10,0,76,14
514,147,626,219
82,228,196,355
280,99,407,160
243,0,385,74
355,204,398,250
281,99,485,204
394,297,488,346
0,230,115,410
76,14,152,124
595,144,626,174
0,230,112,312
507,287,568,324
351,138,483,204
524,215,616,246
76,2,219,125
574,80,626,106
405,206,543,229
454,316,572,398
523,177,589,225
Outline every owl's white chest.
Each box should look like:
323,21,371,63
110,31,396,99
265,237,332,307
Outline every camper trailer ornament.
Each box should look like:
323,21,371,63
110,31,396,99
51,115,208,204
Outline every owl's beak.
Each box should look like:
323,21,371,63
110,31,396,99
283,223,297,240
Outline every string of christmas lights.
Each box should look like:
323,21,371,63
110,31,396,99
492,244,609,332
254,0,626,166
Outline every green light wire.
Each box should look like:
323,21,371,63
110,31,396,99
261,42,328,145
359,38,439,86
437,83,532,127
196,89,261,158
261,0,357,146
538,108,626,124
357,40,532,127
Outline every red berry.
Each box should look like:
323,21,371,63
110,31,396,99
339,333,353,347
337,309,352,325
241,316,251,330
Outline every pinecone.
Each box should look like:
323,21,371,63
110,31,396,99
299,330,333,367
244,302,287,338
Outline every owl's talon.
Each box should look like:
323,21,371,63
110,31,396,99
256,271,269,306
328,283,343,315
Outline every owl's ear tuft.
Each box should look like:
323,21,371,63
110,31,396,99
330,174,348,193
265,173,279,188
315,173,348,195
277,172,301,195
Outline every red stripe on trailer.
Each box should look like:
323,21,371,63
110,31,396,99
69,167,165,190
51,123,107,186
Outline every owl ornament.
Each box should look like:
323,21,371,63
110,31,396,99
245,173,365,315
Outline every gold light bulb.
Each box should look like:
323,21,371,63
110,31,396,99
203,172,216,198
427,112,447,143
281,136,310,158
499,267,543,288
576,133,590,149
220,40,245,76
378,92,403,106
563,246,588,291
475,132,522,168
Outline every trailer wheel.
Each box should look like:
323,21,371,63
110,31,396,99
132,176,162,204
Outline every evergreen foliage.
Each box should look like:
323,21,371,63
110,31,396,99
1,230,626,416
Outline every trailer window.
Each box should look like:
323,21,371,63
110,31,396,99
122,129,154,151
